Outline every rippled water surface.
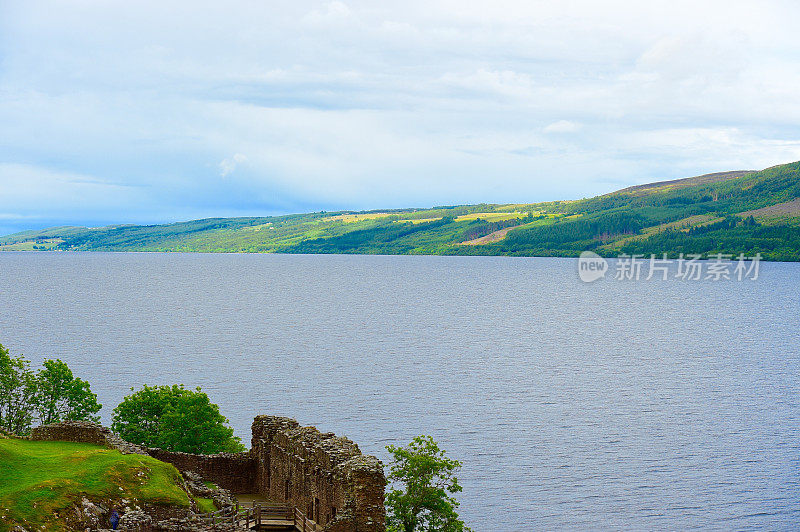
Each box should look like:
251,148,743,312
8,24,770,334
1,252,798,530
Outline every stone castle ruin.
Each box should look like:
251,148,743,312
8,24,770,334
30,415,386,531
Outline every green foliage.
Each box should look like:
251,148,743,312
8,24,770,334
285,218,458,254
460,216,530,241
0,344,100,435
0,344,36,435
34,359,101,425
111,385,245,454
385,436,471,532
0,437,190,531
5,160,800,259
501,211,646,253
620,223,800,260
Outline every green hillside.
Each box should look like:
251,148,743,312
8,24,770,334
4,161,800,260
0,437,190,531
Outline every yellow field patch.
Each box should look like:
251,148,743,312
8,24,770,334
455,211,533,222
397,217,443,224
323,212,394,223
0,238,63,251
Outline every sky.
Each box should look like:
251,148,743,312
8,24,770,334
2,0,800,236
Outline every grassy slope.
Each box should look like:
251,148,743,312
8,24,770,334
0,437,190,532
3,161,800,259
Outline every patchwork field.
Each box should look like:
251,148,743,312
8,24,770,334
0,238,63,251
3,162,800,260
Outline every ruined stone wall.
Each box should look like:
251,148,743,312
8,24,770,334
30,420,148,455
29,417,387,531
251,415,386,532
147,448,256,494
30,421,109,445
29,421,255,493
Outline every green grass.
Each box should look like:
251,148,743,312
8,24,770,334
193,481,218,513
0,238,62,251
0,437,190,531
195,497,217,513
454,211,528,222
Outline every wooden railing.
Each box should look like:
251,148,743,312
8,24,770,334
293,506,323,532
193,501,323,530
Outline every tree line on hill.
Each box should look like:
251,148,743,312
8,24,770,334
459,214,538,242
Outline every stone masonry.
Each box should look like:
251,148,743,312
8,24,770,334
251,416,386,532
30,420,148,455
30,416,387,532
146,448,256,494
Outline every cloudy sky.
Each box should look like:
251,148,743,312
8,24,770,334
2,0,800,235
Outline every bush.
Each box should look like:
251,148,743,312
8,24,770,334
112,385,245,454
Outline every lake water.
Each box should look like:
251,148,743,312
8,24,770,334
1,252,798,530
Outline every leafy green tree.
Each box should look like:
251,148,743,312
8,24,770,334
34,359,102,425
0,344,36,434
0,346,99,433
112,385,245,454
110,384,173,446
386,435,471,532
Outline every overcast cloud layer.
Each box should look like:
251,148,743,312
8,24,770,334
2,0,800,235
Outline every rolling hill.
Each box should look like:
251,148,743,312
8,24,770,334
0,436,191,531
3,161,800,260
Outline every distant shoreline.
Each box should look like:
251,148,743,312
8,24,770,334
3,162,800,261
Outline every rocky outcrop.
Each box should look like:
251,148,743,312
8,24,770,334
182,471,237,511
118,508,153,529
59,471,241,531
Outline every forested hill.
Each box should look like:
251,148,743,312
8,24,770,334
3,161,800,260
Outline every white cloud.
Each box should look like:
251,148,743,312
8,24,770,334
544,120,581,133
303,1,353,27
0,213,38,220
219,154,248,177
438,69,535,99
0,163,147,216
1,0,799,232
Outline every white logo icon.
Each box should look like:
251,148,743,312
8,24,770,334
578,251,608,282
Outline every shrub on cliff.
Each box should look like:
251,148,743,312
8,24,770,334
385,435,472,532
111,384,245,454
0,343,101,434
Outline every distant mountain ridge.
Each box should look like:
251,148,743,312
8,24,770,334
616,170,754,194
3,161,800,260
